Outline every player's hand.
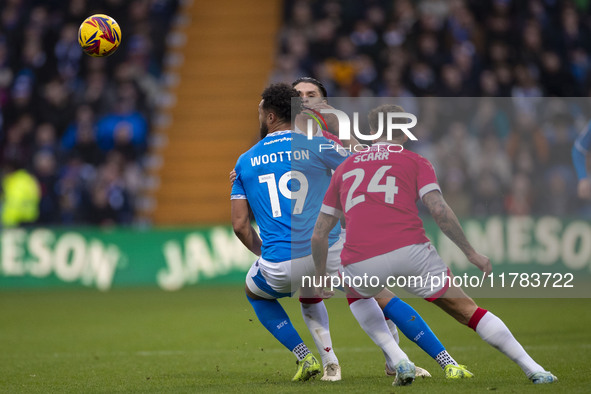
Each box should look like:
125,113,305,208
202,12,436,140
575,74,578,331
229,169,236,185
313,274,335,299
467,251,492,277
314,287,335,299
302,102,340,134
578,178,591,199
304,101,334,112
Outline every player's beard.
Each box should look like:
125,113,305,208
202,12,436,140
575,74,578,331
259,121,269,139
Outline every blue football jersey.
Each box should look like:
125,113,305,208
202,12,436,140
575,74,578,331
231,130,348,262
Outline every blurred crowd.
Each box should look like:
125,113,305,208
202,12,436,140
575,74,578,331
274,0,591,217
0,0,178,226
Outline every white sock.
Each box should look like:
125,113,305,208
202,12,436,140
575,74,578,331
349,298,409,370
476,311,545,377
385,319,399,344
292,343,311,361
434,350,458,369
300,301,338,367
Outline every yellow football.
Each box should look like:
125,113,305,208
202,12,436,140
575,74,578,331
78,14,122,57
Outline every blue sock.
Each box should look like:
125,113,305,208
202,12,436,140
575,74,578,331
383,297,445,359
247,295,304,352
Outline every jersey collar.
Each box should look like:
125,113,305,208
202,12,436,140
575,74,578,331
265,130,292,138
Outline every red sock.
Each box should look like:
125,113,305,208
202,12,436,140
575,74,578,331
299,297,323,304
468,307,488,330
347,296,368,305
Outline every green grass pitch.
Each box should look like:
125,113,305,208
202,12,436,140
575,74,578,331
1,286,589,393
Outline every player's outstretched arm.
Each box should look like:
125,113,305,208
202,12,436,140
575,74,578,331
311,212,340,277
231,199,262,256
422,190,492,276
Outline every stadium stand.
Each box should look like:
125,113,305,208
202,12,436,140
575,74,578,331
146,0,281,225
0,0,178,226
271,0,591,218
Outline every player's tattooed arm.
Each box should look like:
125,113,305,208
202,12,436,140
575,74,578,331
422,190,492,275
229,169,237,185
311,212,340,276
422,190,473,255
231,199,262,256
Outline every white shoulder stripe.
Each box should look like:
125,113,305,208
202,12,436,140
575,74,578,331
419,183,441,199
320,204,343,218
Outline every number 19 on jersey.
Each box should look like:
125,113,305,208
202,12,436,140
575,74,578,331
258,171,309,218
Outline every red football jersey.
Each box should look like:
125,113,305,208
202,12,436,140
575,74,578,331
321,129,343,146
321,142,440,266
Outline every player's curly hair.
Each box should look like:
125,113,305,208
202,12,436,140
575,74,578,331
261,83,302,122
